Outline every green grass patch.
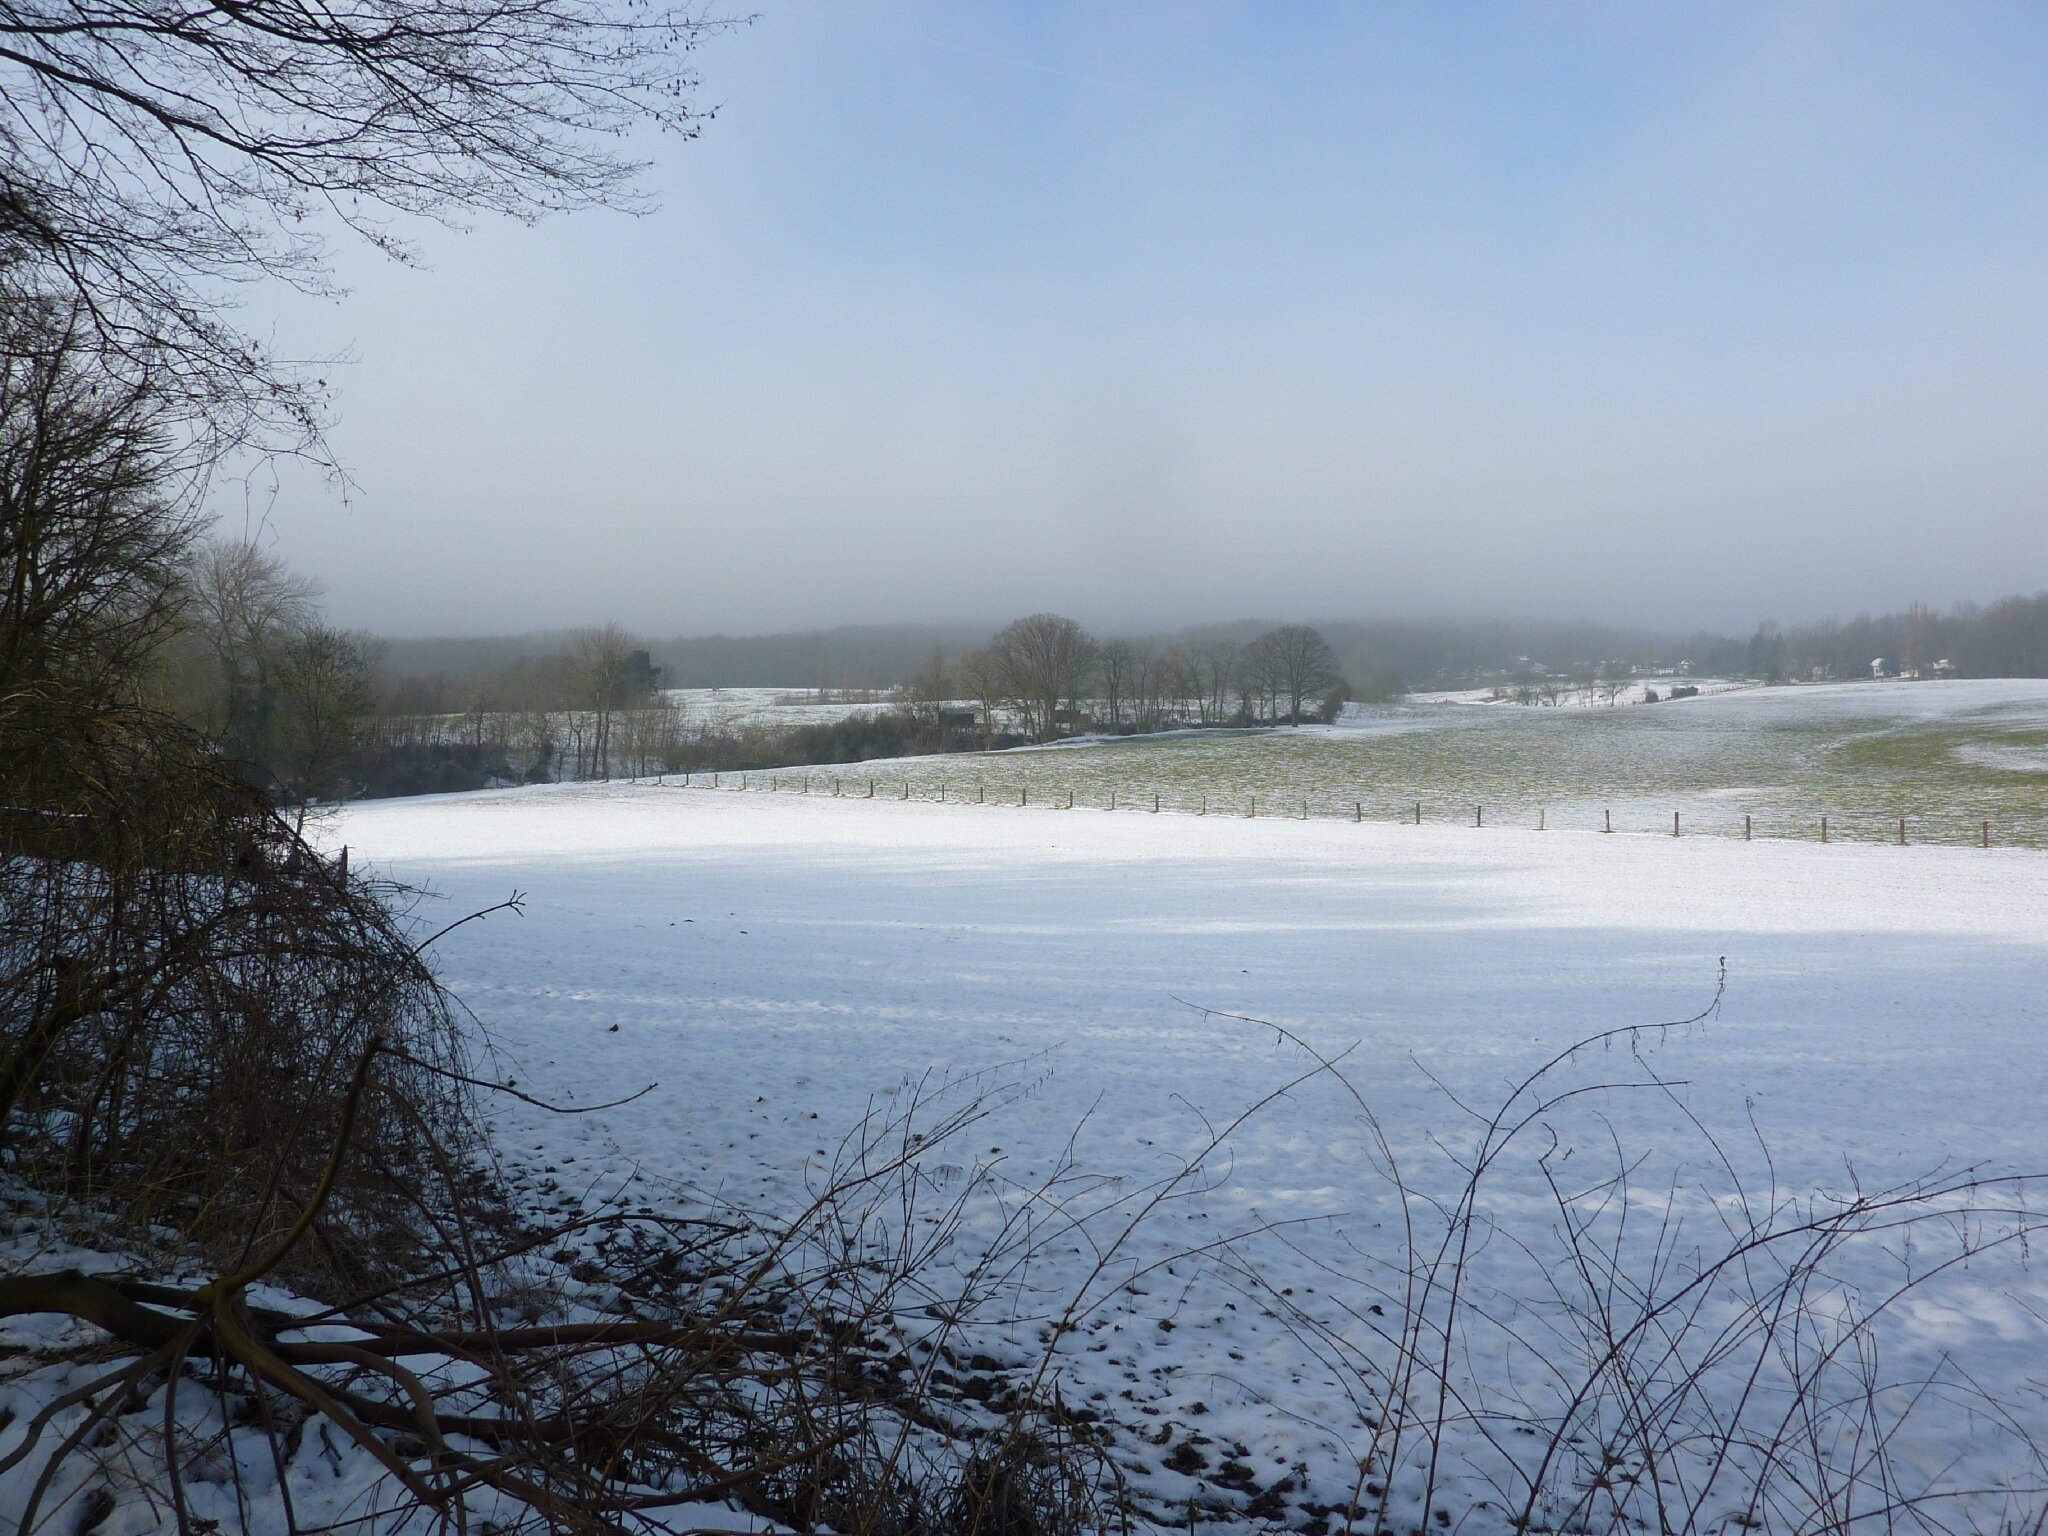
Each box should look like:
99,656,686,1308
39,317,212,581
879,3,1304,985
810,691,2048,847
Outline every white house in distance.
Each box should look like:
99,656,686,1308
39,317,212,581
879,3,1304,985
1871,656,1957,681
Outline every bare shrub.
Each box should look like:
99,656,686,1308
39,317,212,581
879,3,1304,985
0,1059,1135,1536
1193,973,2048,1535
0,689,475,1291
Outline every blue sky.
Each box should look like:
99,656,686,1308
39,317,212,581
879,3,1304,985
251,2,2048,637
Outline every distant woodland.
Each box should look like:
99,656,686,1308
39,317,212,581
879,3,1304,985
39,516,2038,806
275,592,2046,798
1740,598,2048,684
367,598,2048,712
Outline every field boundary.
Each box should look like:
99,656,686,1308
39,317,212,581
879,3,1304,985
634,770,2035,849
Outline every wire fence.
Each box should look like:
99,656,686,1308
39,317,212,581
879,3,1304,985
647,770,2039,848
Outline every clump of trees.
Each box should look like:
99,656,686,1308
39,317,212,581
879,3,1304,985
956,614,1362,745
145,538,379,801
1744,596,2048,682
987,613,1100,742
353,626,680,789
347,615,1384,788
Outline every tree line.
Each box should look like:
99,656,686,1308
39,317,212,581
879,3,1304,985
348,614,1365,791
1742,596,2048,683
942,613,1360,745
91,569,2048,802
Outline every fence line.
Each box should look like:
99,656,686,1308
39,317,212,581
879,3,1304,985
648,771,2035,849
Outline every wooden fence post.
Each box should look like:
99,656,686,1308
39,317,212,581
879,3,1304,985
1475,804,1483,828
1248,795,1256,818
1110,788,1116,810
1744,814,1751,840
1673,811,1680,837
1983,819,1991,847
338,845,348,881
1538,808,1545,831
1200,794,1206,816
1603,808,1611,834
1354,801,1362,823
1898,817,1906,845
1153,793,1159,813
1821,815,1828,843
1415,801,1421,824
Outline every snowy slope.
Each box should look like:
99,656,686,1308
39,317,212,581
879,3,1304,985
325,781,2048,1530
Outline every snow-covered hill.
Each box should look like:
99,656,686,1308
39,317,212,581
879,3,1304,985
314,778,2048,1531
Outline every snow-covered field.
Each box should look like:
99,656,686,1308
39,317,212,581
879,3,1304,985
1400,676,1751,707
667,685,897,731
326,766,2048,1531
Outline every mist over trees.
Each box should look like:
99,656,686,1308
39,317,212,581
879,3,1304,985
0,302,379,813
131,589,2048,802
1746,597,2048,683
370,613,1693,710
945,616,1361,744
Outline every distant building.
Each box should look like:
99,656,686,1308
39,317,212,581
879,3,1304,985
1870,657,1887,678
1933,658,1958,678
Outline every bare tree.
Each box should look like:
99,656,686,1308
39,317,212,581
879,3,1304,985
900,644,949,743
1126,639,1161,732
618,691,684,775
1188,639,1239,726
0,297,195,701
1097,638,1135,730
180,536,322,768
990,613,1096,744
954,644,1003,748
273,623,372,800
573,623,636,779
1255,623,1345,725
0,0,726,455
1154,644,1179,728
1237,632,1276,721
185,539,320,670
510,697,566,782
1,312,463,1283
